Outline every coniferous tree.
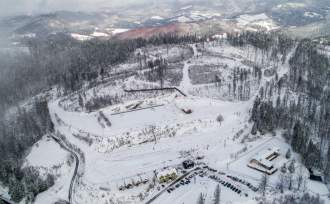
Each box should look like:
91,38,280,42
259,174,268,196
197,193,205,204
213,184,221,204
288,160,295,174
285,149,291,159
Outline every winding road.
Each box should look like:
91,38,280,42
50,134,79,204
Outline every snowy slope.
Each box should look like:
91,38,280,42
24,136,75,204
28,40,330,204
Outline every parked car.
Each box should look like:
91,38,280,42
209,168,217,172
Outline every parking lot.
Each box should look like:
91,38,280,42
147,165,260,204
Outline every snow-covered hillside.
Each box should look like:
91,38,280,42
24,136,75,204
24,39,330,204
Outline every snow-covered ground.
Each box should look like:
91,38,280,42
24,136,75,204
151,16,164,20
26,41,330,204
91,32,109,37
71,33,93,41
179,61,192,94
70,29,129,41
0,185,9,201
236,13,280,32
111,29,130,35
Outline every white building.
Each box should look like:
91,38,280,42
248,147,280,175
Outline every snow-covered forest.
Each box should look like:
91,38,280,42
0,30,329,204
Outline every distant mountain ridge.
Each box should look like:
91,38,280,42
0,0,329,45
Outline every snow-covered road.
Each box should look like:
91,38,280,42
179,61,192,95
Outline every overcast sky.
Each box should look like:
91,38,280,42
0,0,203,17
0,0,147,17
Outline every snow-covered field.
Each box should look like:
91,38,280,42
24,41,330,204
25,136,75,204
70,28,130,41
71,33,93,41
236,13,280,32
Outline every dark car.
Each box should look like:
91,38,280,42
209,168,217,172
183,160,195,169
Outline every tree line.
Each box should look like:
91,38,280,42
0,100,54,202
241,35,330,183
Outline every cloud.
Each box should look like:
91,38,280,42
0,0,199,17
0,0,124,17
